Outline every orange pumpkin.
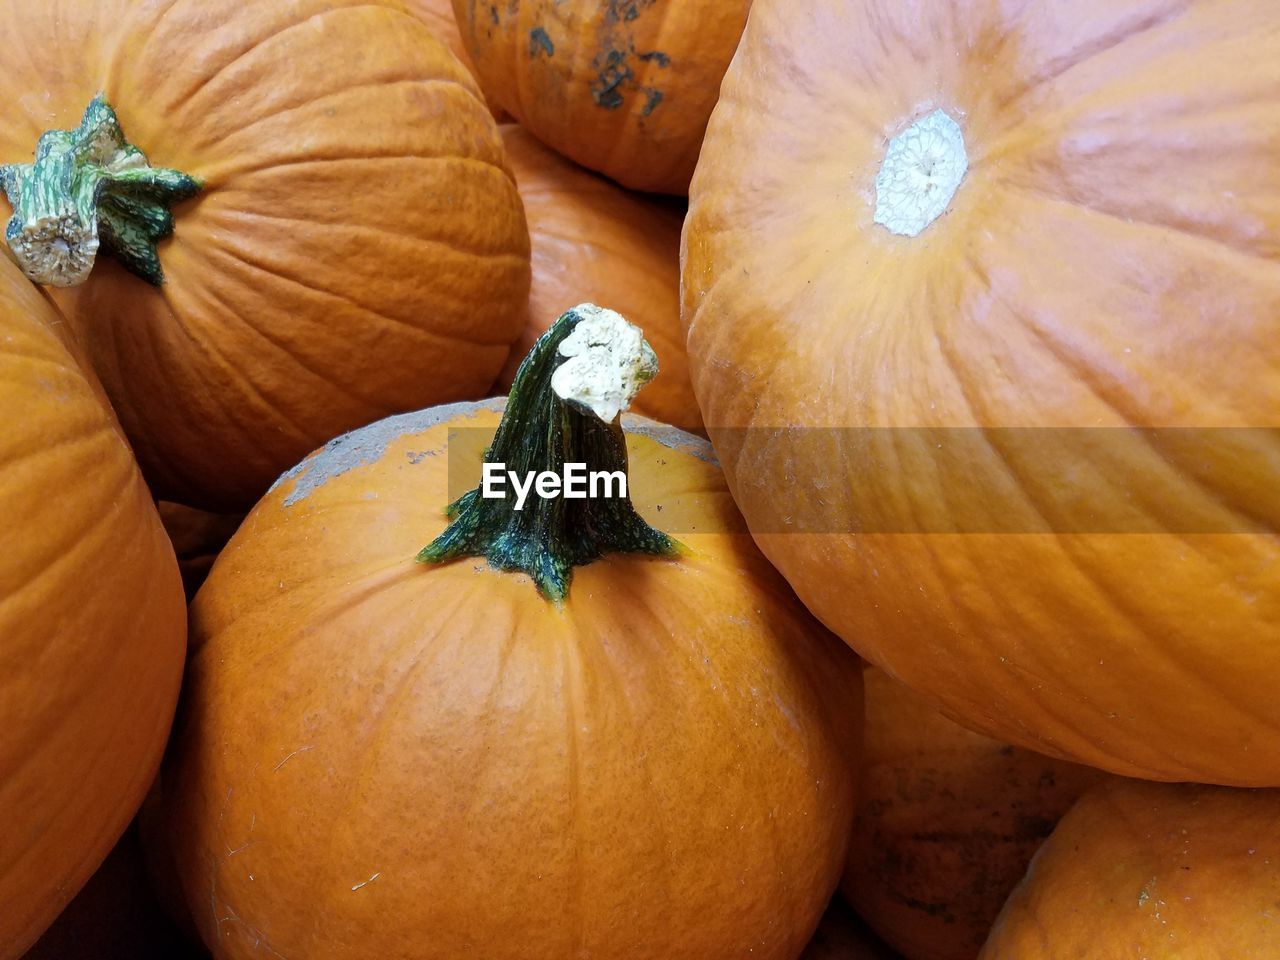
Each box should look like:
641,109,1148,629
498,125,700,430
154,307,862,960
981,780,1280,958
0,0,530,510
400,0,510,119
682,0,1280,784
157,502,244,599
0,255,186,958
842,669,1106,960
452,0,751,194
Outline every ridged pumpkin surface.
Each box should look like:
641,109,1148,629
452,0,751,194
0,0,530,510
157,400,862,960
842,669,1106,960
400,0,510,118
497,125,700,430
682,0,1280,784
0,256,186,958
981,780,1280,957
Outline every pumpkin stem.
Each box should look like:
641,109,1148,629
874,109,967,238
417,303,680,602
0,95,200,287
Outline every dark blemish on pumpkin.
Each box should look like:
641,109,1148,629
641,88,663,117
864,798,891,817
592,49,632,109
603,0,649,23
275,398,505,506
529,27,554,57
893,893,955,921
638,50,670,67
489,4,499,24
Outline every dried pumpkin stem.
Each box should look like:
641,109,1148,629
874,109,967,238
0,94,200,287
418,303,680,602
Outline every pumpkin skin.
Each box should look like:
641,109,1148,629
681,0,1280,784
155,399,863,960
497,125,700,430
451,0,751,194
842,669,1106,960
157,502,244,599
400,0,510,119
0,0,530,510
0,256,186,958
981,780,1280,957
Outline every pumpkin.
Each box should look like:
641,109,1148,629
153,305,862,960
21,825,205,960
802,898,901,960
981,780,1280,957
497,125,700,431
0,0,530,510
451,0,751,194
681,0,1280,784
400,0,509,119
158,502,244,599
0,255,186,958
842,669,1106,960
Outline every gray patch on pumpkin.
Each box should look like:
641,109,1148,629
621,413,719,466
272,398,714,507
591,49,632,109
529,27,554,57
273,397,506,506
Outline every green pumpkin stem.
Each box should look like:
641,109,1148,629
0,94,201,287
417,304,681,602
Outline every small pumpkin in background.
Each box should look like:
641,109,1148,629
682,0,1280,785
842,669,1107,960
399,0,509,119
157,502,245,599
155,306,862,960
452,0,751,194
498,125,700,431
0,0,530,511
0,255,186,958
981,780,1280,958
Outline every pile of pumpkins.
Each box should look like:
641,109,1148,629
5,1,1278,958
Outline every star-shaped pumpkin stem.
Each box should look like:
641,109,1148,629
0,94,200,287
